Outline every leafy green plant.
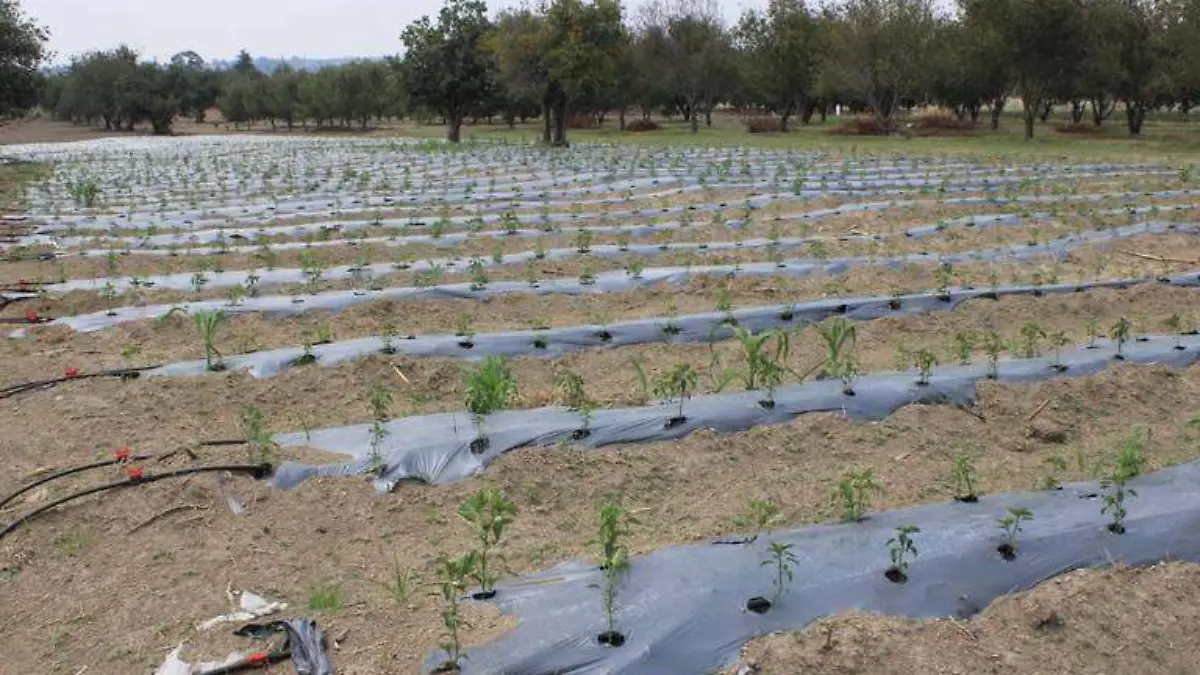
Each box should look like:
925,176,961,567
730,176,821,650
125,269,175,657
997,507,1034,560
457,488,517,598
1101,427,1149,534
242,405,277,465
468,258,488,291
192,311,227,372
652,363,699,426
1048,331,1070,371
307,582,344,612
934,263,954,300
1165,314,1185,350
982,330,1004,379
594,503,636,646
579,263,596,286
1111,317,1131,359
574,228,593,254
434,553,478,672
836,355,861,396
885,525,920,583
555,370,588,409
380,323,398,354
912,348,937,386
630,357,650,404
836,468,881,522
367,383,393,475
1041,454,1069,490
817,317,857,380
950,453,979,502
733,499,782,542
1018,322,1045,358
729,326,790,394
454,314,475,339
464,357,517,416
760,541,797,607
952,330,976,365
625,258,645,279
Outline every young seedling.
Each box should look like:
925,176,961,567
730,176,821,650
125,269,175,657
574,228,593,254
952,330,976,365
652,364,699,428
468,258,488,291
594,503,636,647
913,348,937,386
836,355,861,396
1019,322,1045,358
1048,331,1070,371
555,370,594,438
996,507,1034,560
242,405,277,465
750,541,797,613
1101,428,1149,534
380,322,398,355
457,488,517,599
732,499,783,543
367,383,393,475
950,453,979,502
982,330,1004,379
464,357,517,453
630,357,650,405
885,525,920,583
579,263,596,286
934,263,954,301
1165,314,1186,350
101,281,118,316
433,552,478,673
716,286,736,325
1100,313,1130,357
1041,454,1069,490
729,326,791,394
625,259,645,279
817,317,857,380
836,468,881,522
192,310,227,372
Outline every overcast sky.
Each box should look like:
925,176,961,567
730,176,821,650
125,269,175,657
25,0,769,64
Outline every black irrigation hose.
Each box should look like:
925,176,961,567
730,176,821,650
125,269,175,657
0,453,155,510
0,463,272,540
0,365,161,400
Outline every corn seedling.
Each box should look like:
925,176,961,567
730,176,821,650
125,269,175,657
380,323,398,354
193,311,227,372
1085,317,1100,348
950,453,979,502
594,503,636,646
817,317,857,380
652,363,698,427
1111,317,1131,358
885,525,920,583
434,552,478,672
912,348,937,386
457,488,517,598
997,507,1034,560
630,357,650,404
1101,427,1149,534
836,468,881,522
729,327,791,393
555,371,588,410
454,314,475,340
1048,331,1070,370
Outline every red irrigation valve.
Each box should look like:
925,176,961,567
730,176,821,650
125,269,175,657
247,652,269,667
113,446,132,462
24,309,40,324
17,279,30,291
64,366,80,379
125,466,145,481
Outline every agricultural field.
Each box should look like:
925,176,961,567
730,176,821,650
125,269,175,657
1,134,1199,674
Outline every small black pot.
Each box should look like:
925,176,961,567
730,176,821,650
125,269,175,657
745,596,772,614
597,631,626,647
664,416,687,429
884,566,907,584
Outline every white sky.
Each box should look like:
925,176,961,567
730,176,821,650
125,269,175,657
24,0,770,64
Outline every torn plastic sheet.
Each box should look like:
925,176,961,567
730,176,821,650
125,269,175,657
270,333,1200,492
20,219,1199,336
146,271,1200,379
197,589,289,631
43,199,1200,295
434,460,1200,674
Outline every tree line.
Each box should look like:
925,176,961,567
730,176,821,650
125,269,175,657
5,0,1200,142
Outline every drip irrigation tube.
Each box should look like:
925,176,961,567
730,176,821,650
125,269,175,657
0,366,153,400
0,463,272,540
0,452,155,510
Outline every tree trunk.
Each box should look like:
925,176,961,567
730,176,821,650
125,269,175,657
1038,100,1052,123
1069,100,1084,125
690,98,700,133
1125,101,1145,137
447,113,463,143
541,100,551,144
552,96,568,147
1023,100,1037,140
969,104,980,124
801,100,816,125
990,97,1005,130
819,104,827,123
618,107,626,131
780,112,790,133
